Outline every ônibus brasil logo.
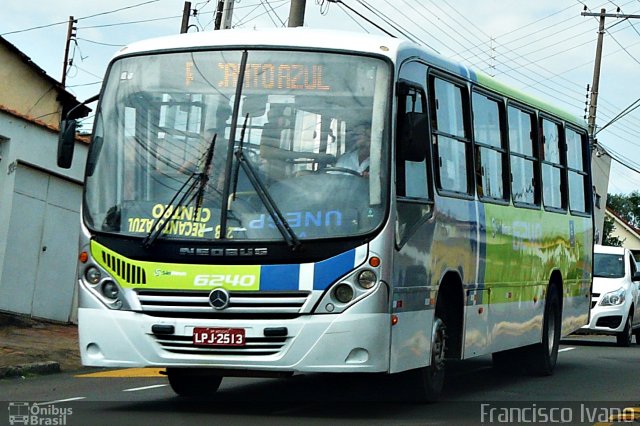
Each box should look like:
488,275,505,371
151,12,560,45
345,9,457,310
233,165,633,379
8,402,73,425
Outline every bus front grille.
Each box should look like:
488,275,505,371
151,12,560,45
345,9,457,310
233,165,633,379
152,334,287,356
135,290,310,315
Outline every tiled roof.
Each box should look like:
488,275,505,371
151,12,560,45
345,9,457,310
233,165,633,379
0,104,90,144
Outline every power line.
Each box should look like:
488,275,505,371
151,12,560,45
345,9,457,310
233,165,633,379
78,15,181,29
1,0,162,36
76,37,125,47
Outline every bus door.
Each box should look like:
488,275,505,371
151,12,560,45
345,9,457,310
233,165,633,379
390,61,435,373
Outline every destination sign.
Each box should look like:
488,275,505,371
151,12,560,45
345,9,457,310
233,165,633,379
216,63,332,91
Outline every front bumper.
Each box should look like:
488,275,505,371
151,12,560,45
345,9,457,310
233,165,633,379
78,307,390,373
579,303,628,335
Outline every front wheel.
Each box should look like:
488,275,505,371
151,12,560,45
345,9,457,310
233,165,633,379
524,286,561,376
405,316,446,402
167,368,223,397
616,312,633,347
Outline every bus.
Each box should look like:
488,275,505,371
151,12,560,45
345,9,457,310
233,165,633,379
58,28,593,401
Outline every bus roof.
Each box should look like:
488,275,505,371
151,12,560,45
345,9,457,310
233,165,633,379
114,28,585,128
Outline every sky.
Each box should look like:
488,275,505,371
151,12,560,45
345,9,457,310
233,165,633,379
2,0,640,195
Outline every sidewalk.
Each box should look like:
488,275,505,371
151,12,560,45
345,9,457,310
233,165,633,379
0,312,81,378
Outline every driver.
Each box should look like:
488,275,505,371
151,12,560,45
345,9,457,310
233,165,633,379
335,124,371,177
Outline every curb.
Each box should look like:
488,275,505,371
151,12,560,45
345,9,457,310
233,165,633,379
0,361,61,379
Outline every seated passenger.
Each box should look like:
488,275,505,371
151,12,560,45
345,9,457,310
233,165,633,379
260,106,334,182
335,124,371,177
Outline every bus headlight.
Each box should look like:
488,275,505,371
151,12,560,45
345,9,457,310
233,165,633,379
334,283,354,303
357,270,377,289
102,280,120,300
85,266,102,284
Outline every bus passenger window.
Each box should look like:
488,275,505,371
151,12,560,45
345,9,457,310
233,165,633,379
508,106,539,206
430,77,471,195
472,92,507,201
541,118,565,210
566,128,589,213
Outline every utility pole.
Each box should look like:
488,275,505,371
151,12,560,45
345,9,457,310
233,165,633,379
61,16,77,88
220,0,235,29
180,1,191,34
583,9,606,138
214,0,224,30
288,0,307,27
582,8,640,137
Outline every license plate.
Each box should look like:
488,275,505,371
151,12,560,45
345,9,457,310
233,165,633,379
193,327,245,346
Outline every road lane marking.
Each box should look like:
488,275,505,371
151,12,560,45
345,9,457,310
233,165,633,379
36,397,86,405
76,368,166,378
558,347,575,352
123,384,169,392
606,406,640,423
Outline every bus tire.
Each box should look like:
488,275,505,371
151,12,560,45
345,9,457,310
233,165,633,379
167,368,223,397
525,286,561,376
407,316,446,402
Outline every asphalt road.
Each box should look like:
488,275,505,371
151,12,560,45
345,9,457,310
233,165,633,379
1,335,639,426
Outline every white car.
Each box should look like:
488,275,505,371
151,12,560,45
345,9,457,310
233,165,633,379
580,245,640,346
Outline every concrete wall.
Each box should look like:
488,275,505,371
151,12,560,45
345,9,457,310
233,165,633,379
0,111,87,322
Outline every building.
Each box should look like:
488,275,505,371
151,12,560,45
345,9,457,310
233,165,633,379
605,207,640,251
0,36,90,322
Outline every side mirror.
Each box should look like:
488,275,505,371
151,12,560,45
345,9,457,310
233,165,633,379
633,271,640,282
57,119,78,168
398,111,428,162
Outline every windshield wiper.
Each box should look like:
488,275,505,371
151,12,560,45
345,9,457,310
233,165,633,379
142,134,217,248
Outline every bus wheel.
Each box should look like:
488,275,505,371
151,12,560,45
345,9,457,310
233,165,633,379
407,316,446,402
167,368,223,397
525,286,561,376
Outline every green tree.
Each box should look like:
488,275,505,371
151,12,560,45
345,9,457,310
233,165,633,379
602,216,624,247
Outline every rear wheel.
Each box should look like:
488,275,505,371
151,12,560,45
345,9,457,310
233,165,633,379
167,368,223,397
616,312,633,347
524,286,561,375
405,316,446,402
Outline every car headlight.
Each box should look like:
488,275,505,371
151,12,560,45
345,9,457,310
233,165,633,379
600,287,626,306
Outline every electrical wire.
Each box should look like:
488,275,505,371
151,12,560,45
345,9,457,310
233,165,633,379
1,0,162,36
78,15,181,29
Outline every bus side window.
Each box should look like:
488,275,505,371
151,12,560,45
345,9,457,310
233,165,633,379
508,105,540,206
566,127,589,214
429,76,472,195
472,91,508,202
396,82,429,200
540,117,566,211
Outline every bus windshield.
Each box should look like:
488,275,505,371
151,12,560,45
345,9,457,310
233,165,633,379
84,49,391,242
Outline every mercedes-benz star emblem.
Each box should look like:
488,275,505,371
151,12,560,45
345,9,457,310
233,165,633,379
208,288,230,310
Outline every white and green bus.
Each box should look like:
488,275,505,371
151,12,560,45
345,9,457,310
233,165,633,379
59,28,593,400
